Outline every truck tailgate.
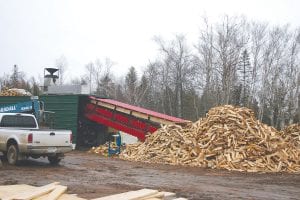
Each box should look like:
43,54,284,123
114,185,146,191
32,130,72,147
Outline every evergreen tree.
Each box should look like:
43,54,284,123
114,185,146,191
238,49,252,106
10,65,19,88
125,66,138,104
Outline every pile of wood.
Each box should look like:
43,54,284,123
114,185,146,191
120,105,300,173
281,123,300,148
88,143,120,156
0,183,185,200
0,88,32,96
88,143,110,155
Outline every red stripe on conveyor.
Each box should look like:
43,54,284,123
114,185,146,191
89,96,187,123
85,113,147,140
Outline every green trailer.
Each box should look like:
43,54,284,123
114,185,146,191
0,94,109,148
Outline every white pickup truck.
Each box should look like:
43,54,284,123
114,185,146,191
0,113,73,165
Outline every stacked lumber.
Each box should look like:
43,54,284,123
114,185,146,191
120,105,300,173
281,123,300,148
0,183,185,200
0,88,32,96
0,182,84,200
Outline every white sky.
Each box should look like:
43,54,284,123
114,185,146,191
0,0,299,82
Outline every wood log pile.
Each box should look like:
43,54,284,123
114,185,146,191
120,105,300,173
88,143,120,156
0,88,32,96
0,182,184,200
88,143,110,156
281,123,300,148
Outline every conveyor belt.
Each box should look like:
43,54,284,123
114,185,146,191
84,96,188,141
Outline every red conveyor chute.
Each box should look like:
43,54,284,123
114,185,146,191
84,96,189,141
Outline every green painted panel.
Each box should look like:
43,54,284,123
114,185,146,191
0,95,82,144
40,95,80,143
0,96,31,105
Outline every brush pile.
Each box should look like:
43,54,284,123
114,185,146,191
0,88,32,96
120,105,300,173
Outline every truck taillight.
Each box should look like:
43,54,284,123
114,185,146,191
70,132,72,144
28,133,33,143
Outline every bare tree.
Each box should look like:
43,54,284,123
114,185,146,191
213,16,248,104
283,29,300,125
194,16,218,113
258,26,285,125
55,55,68,85
85,62,95,94
84,58,114,95
154,35,194,118
249,22,268,108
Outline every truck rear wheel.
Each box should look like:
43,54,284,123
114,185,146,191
48,155,61,165
7,144,19,165
1,152,8,161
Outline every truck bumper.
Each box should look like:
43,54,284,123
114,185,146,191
23,145,73,155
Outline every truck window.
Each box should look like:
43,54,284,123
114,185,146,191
0,115,37,128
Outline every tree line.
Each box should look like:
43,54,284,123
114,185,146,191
1,15,299,129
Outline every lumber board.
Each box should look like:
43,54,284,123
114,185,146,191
45,185,67,200
57,194,87,200
91,189,158,200
34,185,67,200
3,182,59,200
0,184,185,200
0,185,36,199
138,192,164,199
162,192,176,200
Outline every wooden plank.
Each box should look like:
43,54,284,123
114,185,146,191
172,198,188,200
97,102,116,110
45,185,67,200
34,185,67,200
115,106,131,115
91,189,158,200
0,185,36,199
149,116,174,125
138,192,164,200
3,182,59,200
131,111,149,120
162,192,176,200
57,194,87,200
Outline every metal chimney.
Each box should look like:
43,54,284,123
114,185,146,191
44,68,59,91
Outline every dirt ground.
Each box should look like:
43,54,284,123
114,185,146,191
0,151,300,200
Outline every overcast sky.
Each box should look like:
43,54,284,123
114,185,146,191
0,0,299,82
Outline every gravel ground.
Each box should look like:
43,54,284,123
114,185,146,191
0,151,299,200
